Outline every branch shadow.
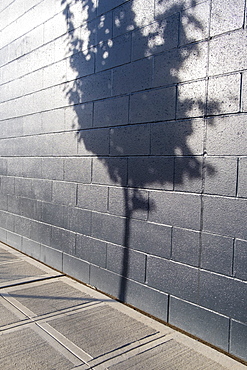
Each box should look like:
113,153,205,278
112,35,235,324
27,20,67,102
61,0,220,303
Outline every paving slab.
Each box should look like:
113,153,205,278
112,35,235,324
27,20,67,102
0,242,246,370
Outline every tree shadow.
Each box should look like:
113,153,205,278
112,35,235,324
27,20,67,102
61,0,219,302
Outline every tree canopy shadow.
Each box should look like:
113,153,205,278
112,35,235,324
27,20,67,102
61,0,219,302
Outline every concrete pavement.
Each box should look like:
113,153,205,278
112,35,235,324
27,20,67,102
0,242,246,369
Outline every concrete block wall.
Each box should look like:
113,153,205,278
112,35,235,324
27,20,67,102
0,0,246,361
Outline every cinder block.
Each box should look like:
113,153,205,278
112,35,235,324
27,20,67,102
41,201,67,229
52,132,78,156
0,228,7,243
41,107,65,134
201,232,233,276
62,253,90,284
1,211,15,232
207,74,241,115
199,270,247,322
204,157,238,196
132,13,179,60
43,12,68,44
22,113,43,136
52,181,77,206
95,11,113,44
6,231,22,250
77,128,110,156
42,158,64,181
209,29,247,75
32,179,52,202
108,186,148,220
130,87,176,123
96,33,131,72
234,239,247,281
174,156,203,193
66,51,95,82
67,207,91,235
15,216,31,239
107,242,146,283
93,96,129,127
90,265,122,298
242,72,247,112
149,191,201,230
146,255,199,302
7,158,23,177
203,195,247,239
210,0,245,37
92,212,125,246
64,103,93,131
113,0,154,38
0,194,8,211
230,320,247,362
169,297,230,351
206,114,247,156
128,156,174,190
179,1,210,45
77,184,108,212
151,119,204,155
51,226,76,254
0,176,15,195
64,157,91,183
153,41,208,87
76,234,107,268
177,80,206,118
129,219,172,258
97,0,126,15
15,178,34,199
172,227,200,267
40,244,63,272
30,220,51,246
78,70,112,103
110,124,150,156
92,157,128,186
7,195,21,215
238,157,247,198
21,237,41,260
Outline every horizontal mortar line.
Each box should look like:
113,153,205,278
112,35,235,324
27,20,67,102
0,274,65,290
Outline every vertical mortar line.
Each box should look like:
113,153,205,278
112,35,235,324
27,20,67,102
239,72,243,112
127,94,131,124
232,237,236,277
144,253,148,284
170,226,173,260
90,157,93,184
107,186,110,212
235,157,240,197
92,101,95,127
243,0,247,28
174,84,179,120
228,316,232,354
167,294,170,323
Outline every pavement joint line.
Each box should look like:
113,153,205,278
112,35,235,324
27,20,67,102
0,273,65,289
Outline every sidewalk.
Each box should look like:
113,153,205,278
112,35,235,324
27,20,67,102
0,242,245,370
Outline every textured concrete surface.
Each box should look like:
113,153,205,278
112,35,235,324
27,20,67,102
0,242,246,370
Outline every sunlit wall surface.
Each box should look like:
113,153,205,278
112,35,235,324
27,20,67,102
0,0,246,361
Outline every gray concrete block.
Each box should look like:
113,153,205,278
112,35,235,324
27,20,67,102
234,239,247,281
92,212,125,246
0,158,7,175
110,124,150,156
96,33,131,72
41,108,65,134
169,297,230,351
201,232,234,276
77,184,108,212
67,207,92,235
32,179,52,202
210,0,245,37
113,0,154,38
95,11,113,43
230,320,247,362
206,114,247,156
128,156,174,190
42,158,64,181
174,156,203,193
0,176,15,195
238,157,247,198
97,0,127,15
203,195,247,239
149,191,201,230
43,59,67,88
204,157,238,196
79,70,112,103
62,253,90,284
92,157,128,186
0,211,15,232
52,132,78,156
199,270,247,322
77,128,110,156
209,29,247,75
30,220,51,246
76,234,107,268
130,87,176,123
107,243,146,283
207,74,241,115
21,237,41,260
154,41,208,87
64,157,92,183
15,216,31,239
66,51,94,81
52,181,77,206
108,186,148,220
147,256,199,302
51,226,76,254
151,119,204,155
0,194,8,211
6,231,22,250
93,96,129,127
22,113,43,136
7,158,23,177
7,195,21,215
129,219,172,258
242,71,247,112
177,80,206,118
90,265,122,298
172,227,200,267
20,198,42,221
0,227,7,243
64,103,93,131
132,14,179,60
41,201,67,229
40,244,63,271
